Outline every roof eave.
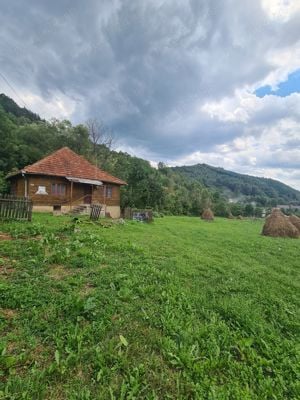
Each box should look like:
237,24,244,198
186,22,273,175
6,170,127,185
102,180,127,186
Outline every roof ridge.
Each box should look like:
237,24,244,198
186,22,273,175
13,147,126,185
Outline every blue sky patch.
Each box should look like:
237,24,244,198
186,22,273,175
255,69,300,98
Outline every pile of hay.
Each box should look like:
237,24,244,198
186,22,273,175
201,208,214,221
262,209,299,238
237,215,243,220
289,215,300,233
228,212,234,219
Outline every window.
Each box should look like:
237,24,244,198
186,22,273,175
35,186,48,195
105,186,112,198
51,183,66,196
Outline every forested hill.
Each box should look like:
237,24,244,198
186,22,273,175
1,92,299,216
171,164,300,205
0,93,41,122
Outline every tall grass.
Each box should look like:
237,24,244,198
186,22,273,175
0,215,299,399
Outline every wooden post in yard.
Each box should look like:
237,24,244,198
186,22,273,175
70,181,73,211
103,184,106,216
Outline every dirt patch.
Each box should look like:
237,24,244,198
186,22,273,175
79,282,96,296
29,343,53,367
0,263,16,277
0,233,12,241
0,308,18,319
47,265,74,280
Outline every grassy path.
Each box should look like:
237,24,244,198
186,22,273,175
0,215,299,399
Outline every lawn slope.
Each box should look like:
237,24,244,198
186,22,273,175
0,215,299,399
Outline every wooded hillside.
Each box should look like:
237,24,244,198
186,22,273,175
172,164,300,206
1,93,299,216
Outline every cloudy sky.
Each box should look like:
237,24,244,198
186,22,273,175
1,0,300,189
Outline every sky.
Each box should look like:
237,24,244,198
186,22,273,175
0,0,300,190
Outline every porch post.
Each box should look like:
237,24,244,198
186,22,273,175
103,184,106,215
70,181,73,211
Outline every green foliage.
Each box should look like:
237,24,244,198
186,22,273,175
1,93,299,217
0,93,41,122
172,163,300,206
0,172,9,194
0,214,299,398
244,203,255,217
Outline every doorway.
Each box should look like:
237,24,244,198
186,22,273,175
83,185,92,204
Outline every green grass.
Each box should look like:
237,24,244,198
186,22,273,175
0,214,299,399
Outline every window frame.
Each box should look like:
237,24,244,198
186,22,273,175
51,183,66,196
105,185,113,198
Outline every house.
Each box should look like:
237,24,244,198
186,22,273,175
277,204,300,211
6,147,126,218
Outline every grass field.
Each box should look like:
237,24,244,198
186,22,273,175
0,215,299,399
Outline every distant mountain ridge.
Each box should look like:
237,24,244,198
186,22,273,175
0,93,41,122
171,164,300,205
1,92,299,207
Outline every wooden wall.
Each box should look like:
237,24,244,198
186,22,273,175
10,175,120,207
10,177,25,197
92,185,120,206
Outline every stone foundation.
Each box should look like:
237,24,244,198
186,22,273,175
32,204,121,218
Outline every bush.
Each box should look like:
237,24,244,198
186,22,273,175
153,211,164,218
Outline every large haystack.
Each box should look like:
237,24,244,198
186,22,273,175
262,209,299,238
228,212,234,219
201,208,214,221
289,215,300,233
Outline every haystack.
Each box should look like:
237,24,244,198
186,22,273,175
201,208,214,221
289,215,300,233
228,212,234,219
262,208,299,238
237,215,243,220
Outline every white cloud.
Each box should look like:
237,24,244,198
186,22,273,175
262,0,300,21
170,117,300,189
0,0,300,190
22,92,77,120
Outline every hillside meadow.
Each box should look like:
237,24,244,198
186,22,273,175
0,215,299,399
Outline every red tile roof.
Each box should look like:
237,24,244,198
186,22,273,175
13,147,126,185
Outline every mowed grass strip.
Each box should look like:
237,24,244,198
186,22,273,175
0,214,299,399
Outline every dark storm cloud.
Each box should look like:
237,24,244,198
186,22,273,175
0,0,299,162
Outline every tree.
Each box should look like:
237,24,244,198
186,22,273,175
158,161,167,170
244,204,254,217
0,172,9,193
200,188,211,211
86,119,115,156
254,207,263,218
229,202,243,216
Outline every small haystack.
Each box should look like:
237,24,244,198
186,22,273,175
289,215,300,233
201,208,214,221
262,208,299,238
237,215,243,220
228,212,234,219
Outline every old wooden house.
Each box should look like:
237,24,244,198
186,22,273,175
7,147,126,218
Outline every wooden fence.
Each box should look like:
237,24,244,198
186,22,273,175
90,204,102,221
0,194,33,221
